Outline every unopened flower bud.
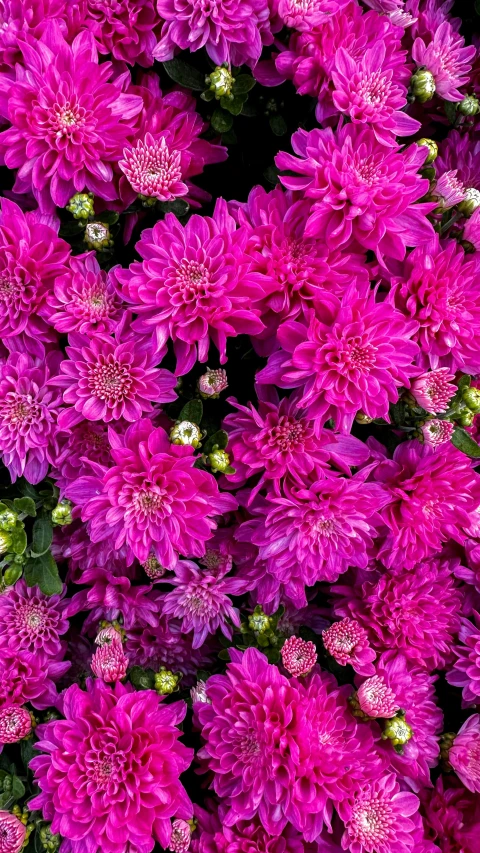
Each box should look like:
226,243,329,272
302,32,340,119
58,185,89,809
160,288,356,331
95,625,123,646
51,499,73,527
0,810,26,853
458,410,476,427
410,68,436,102
84,222,113,251
381,712,413,752
0,531,12,555
458,94,480,116
463,386,480,413
459,187,480,217
355,411,373,425
0,508,17,532
356,676,399,719
66,191,95,220
206,65,235,99
198,367,228,399
190,680,211,704
281,636,317,677
248,606,271,634
417,137,438,164
169,819,191,853
208,448,232,473
420,418,454,448
154,668,181,695
91,640,128,683
142,554,167,580
170,421,202,448
3,565,23,587
38,823,61,852
0,706,32,744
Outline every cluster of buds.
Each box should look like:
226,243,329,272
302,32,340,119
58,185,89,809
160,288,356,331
142,554,167,581
458,94,480,117
37,823,61,852
207,447,234,474
381,711,413,754
170,421,203,448
51,500,73,527
440,731,456,768
417,137,438,166
84,222,114,251
239,605,285,658
205,65,235,100
66,191,95,220
0,508,18,533
198,368,228,399
154,668,181,695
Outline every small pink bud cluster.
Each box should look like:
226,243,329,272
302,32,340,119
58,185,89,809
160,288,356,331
168,819,191,853
281,636,317,677
357,675,400,719
0,706,32,744
411,368,456,413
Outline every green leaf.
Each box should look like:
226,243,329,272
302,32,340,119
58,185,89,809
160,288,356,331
17,479,39,500
476,0,480,14
218,649,231,661
221,94,246,116
24,552,62,596
20,737,37,770
203,429,229,455
451,427,480,458
443,100,457,125
96,210,119,226
31,517,53,557
233,74,256,95
162,58,205,91
457,374,471,392
59,220,86,237
158,199,190,218
263,164,280,185
14,497,37,517
178,399,203,425
221,130,238,145
200,89,215,102
9,524,27,556
240,102,257,118
269,115,288,136
11,775,25,801
129,666,155,690
211,108,234,134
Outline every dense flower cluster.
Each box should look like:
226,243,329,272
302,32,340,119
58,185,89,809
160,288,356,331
0,2,478,852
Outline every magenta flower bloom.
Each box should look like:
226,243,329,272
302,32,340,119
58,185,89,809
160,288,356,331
420,418,454,449
0,350,63,484
30,679,193,853
337,774,420,853
0,580,69,661
153,0,272,69
65,567,159,633
162,559,243,649
257,287,419,433
116,200,264,375
0,26,142,211
119,134,189,202
77,0,160,66
197,647,382,840
322,618,376,676
0,811,26,853
332,43,420,146
357,675,399,718
394,238,480,373
280,636,317,677
53,327,177,429
67,419,237,566
436,130,480,192
192,801,317,853
412,20,476,101
45,252,122,338
0,0,71,68
125,616,216,686
447,611,480,706
91,639,129,684
420,776,480,853
449,715,480,794
0,649,68,710
410,369,456,414
463,208,480,252
0,199,70,342
276,124,434,261
374,441,480,569
0,705,32,745
51,420,117,496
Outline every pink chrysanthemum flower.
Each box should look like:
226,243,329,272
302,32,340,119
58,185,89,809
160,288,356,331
119,134,188,202
30,679,193,853
0,705,32,744
153,0,273,69
363,0,415,27
449,715,480,794
275,0,341,30
0,26,142,211
322,618,376,676
0,811,26,853
125,617,216,686
237,470,388,607
447,611,480,705
276,124,434,261
161,559,243,649
337,774,420,853
0,580,69,661
412,20,476,101
0,199,70,342
420,776,480,853
357,675,399,718
45,252,122,338
0,350,63,484
257,287,419,433
0,649,68,710
0,0,71,68
436,130,480,193
332,43,420,146
67,419,237,567
169,819,191,853
77,0,160,66
65,567,158,632
395,238,480,373
421,419,454,448
198,368,228,398
116,200,264,375
463,208,480,252
434,170,467,209
281,636,317,676
374,441,480,569
53,326,177,430
192,801,318,853
411,369,456,413
91,639,128,683
51,420,115,496
231,186,369,353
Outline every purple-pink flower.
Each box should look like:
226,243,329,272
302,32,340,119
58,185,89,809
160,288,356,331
45,252,122,338
0,580,69,661
76,0,161,66
337,774,420,853
412,20,476,101
447,610,480,705
449,715,480,794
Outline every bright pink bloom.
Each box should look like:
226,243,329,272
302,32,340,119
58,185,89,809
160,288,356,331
0,0,71,68
198,368,228,398
357,675,399,718
421,419,454,448
281,636,317,676
76,0,160,66
67,419,237,567
463,208,480,252
30,679,193,853
412,20,476,101
0,811,26,853
45,252,122,337
0,350,63,484
436,130,480,192
0,580,69,661
449,715,480,794
447,611,480,705
332,43,420,146
64,567,158,632
169,819,191,853
257,287,419,433
276,125,434,262
119,133,188,202
53,326,177,429
51,420,115,496
363,0,415,26
322,618,376,676
125,617,216,686
0,649,68,710
0,705,32,744
192,801,317,853
275,0,341,30
91,639,128,683
420,776,480,853
435,170,467,209
410,369,456,413
116,200,264,375
0,26,142,211
337,774,420,853
0,199,70,342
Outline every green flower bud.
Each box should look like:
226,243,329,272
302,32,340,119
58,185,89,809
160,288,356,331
208,448,231,473
0,531,12,555
248,606,272,634
411,68,436,103
3,564,23,586
84,222,113,251
458,410,476,427
51,500,73,527
459,187,480,217
463,386,480,413
138,194,158,208
170,421,202,448
0,508,18,532
66,192,95,220
417,138,438,164
38,824,61,852
355,411,373,425
381,712,413,750
206,65,235,100
154,668,181,695
440,731,456,766
458,94,480,116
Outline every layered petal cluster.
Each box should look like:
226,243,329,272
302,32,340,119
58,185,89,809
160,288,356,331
0,580,69,661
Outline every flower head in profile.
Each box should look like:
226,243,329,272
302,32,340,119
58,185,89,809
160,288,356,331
79,0,161,66
449,715,480,794
410,369,456,413
45,252,122,337
322,617,376,675
420,419,454,449
0,649,67,710
337,774,420,853
412,20,476,101
0,705,32,744
0,811,26,853
91,639,129,683
357,675,399,718
30,679,193,853
0,580,69,661
276,124,434,261
66,419,237,567
64,567,158,633
257,287,419,433
434,170,467,209
447,610,480,705
119,134,188,202
0,350,63,484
